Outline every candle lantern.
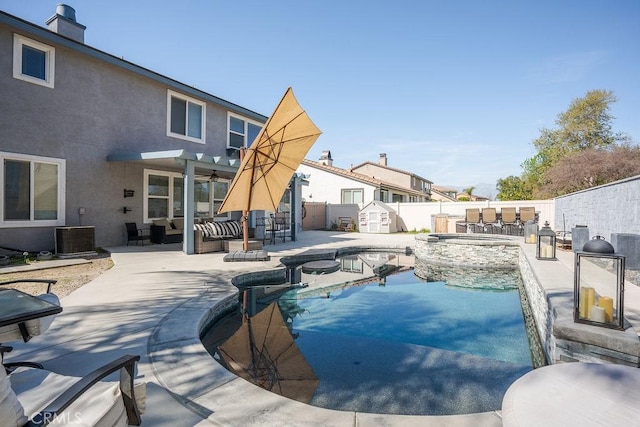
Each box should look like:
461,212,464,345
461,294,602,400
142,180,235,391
524,220,538,244
536,221,556,260
574,236,625,330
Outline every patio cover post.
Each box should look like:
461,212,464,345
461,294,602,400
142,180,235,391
183,160,195,254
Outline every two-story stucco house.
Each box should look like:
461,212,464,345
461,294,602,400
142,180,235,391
297,151,428,208
0,6,267,254
350,153,432,202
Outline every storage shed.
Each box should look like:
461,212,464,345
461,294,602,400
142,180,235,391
358,201,397,233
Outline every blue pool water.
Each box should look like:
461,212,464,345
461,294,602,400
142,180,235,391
288,270,531,366
210,266,534,416
277,269,533,415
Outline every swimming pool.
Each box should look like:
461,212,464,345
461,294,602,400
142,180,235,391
204,252,535,416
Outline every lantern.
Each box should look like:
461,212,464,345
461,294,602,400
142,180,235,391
574,236,625,330
536,221,556,260
524,220,539,244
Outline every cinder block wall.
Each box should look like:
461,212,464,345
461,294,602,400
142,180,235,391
554,176,640,241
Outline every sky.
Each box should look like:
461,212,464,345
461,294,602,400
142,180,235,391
2,1,639,196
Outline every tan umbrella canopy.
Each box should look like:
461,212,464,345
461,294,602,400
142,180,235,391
217,301,319,403
218,87,321,249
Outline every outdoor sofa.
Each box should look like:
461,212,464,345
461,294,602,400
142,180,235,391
194,220,243,254
150,218,184,244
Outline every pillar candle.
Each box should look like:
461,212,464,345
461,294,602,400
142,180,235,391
590,305,606,322
529,234,536,243
579,287,594,318
598,296,614,322
586,287,595,318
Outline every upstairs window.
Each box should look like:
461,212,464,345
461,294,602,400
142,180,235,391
13,34,55,88
228,113,262,150
167,90,205,143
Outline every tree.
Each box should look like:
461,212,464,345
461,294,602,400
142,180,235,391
501,89,632,200
496,176,531,200
542,145,640,197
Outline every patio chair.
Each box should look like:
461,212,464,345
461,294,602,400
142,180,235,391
500,207,518,235
519,207,536,224
257,216,275,245
464,208,481,233
125,222,150,246
1,280,60,370
274,212,290,243
481,208,499,234
2,354,143,426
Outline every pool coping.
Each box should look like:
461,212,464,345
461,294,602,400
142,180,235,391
148,245,504,426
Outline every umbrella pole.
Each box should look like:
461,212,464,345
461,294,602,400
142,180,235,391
240,148,250,252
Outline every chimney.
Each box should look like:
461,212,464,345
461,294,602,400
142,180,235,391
46,4,86,43
319,150,333,167
379,153,387,166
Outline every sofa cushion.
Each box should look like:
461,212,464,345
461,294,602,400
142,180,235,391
11,367,127,427
0,366,27,427
227,220,242,237
172,218,184,230
153,218,172,232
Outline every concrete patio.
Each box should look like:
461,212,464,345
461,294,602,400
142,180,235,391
4,231,640,426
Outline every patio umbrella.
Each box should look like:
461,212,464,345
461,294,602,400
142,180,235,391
217,87,321,250
217,301,319,403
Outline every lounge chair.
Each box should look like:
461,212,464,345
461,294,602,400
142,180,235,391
481,208,499,234
465,208,481,233
519,207,536,224
500,208,518,235
2,354,143,426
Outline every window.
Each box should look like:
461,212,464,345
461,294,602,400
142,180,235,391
167,90,205,143
1,152,65,227
13,34,55,88
227,113,262,150
341,189,363,204
144,170,229,222
213,181,229,219
379,189,389,203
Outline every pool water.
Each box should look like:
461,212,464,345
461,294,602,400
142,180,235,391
210,266,534,416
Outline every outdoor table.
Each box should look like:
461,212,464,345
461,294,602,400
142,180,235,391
0,288,63,342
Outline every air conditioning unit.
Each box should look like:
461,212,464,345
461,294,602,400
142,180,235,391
55,226,96,255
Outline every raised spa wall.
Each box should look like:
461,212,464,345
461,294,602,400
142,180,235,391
415,234,640,367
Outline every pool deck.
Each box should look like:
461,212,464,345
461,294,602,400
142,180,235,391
4,230,640,426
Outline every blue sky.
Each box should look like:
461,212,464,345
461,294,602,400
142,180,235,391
3,1,639,195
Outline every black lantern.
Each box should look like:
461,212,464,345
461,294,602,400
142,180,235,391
536,221,556,260
523,220,538,244
574,236,625,330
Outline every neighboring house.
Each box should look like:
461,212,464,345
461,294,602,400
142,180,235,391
350,153,432,202
0,6,267,253
297,153,428,207
431,185,458,202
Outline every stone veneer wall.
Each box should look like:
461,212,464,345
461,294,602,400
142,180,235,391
414,234,520,269
517,250,555,363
